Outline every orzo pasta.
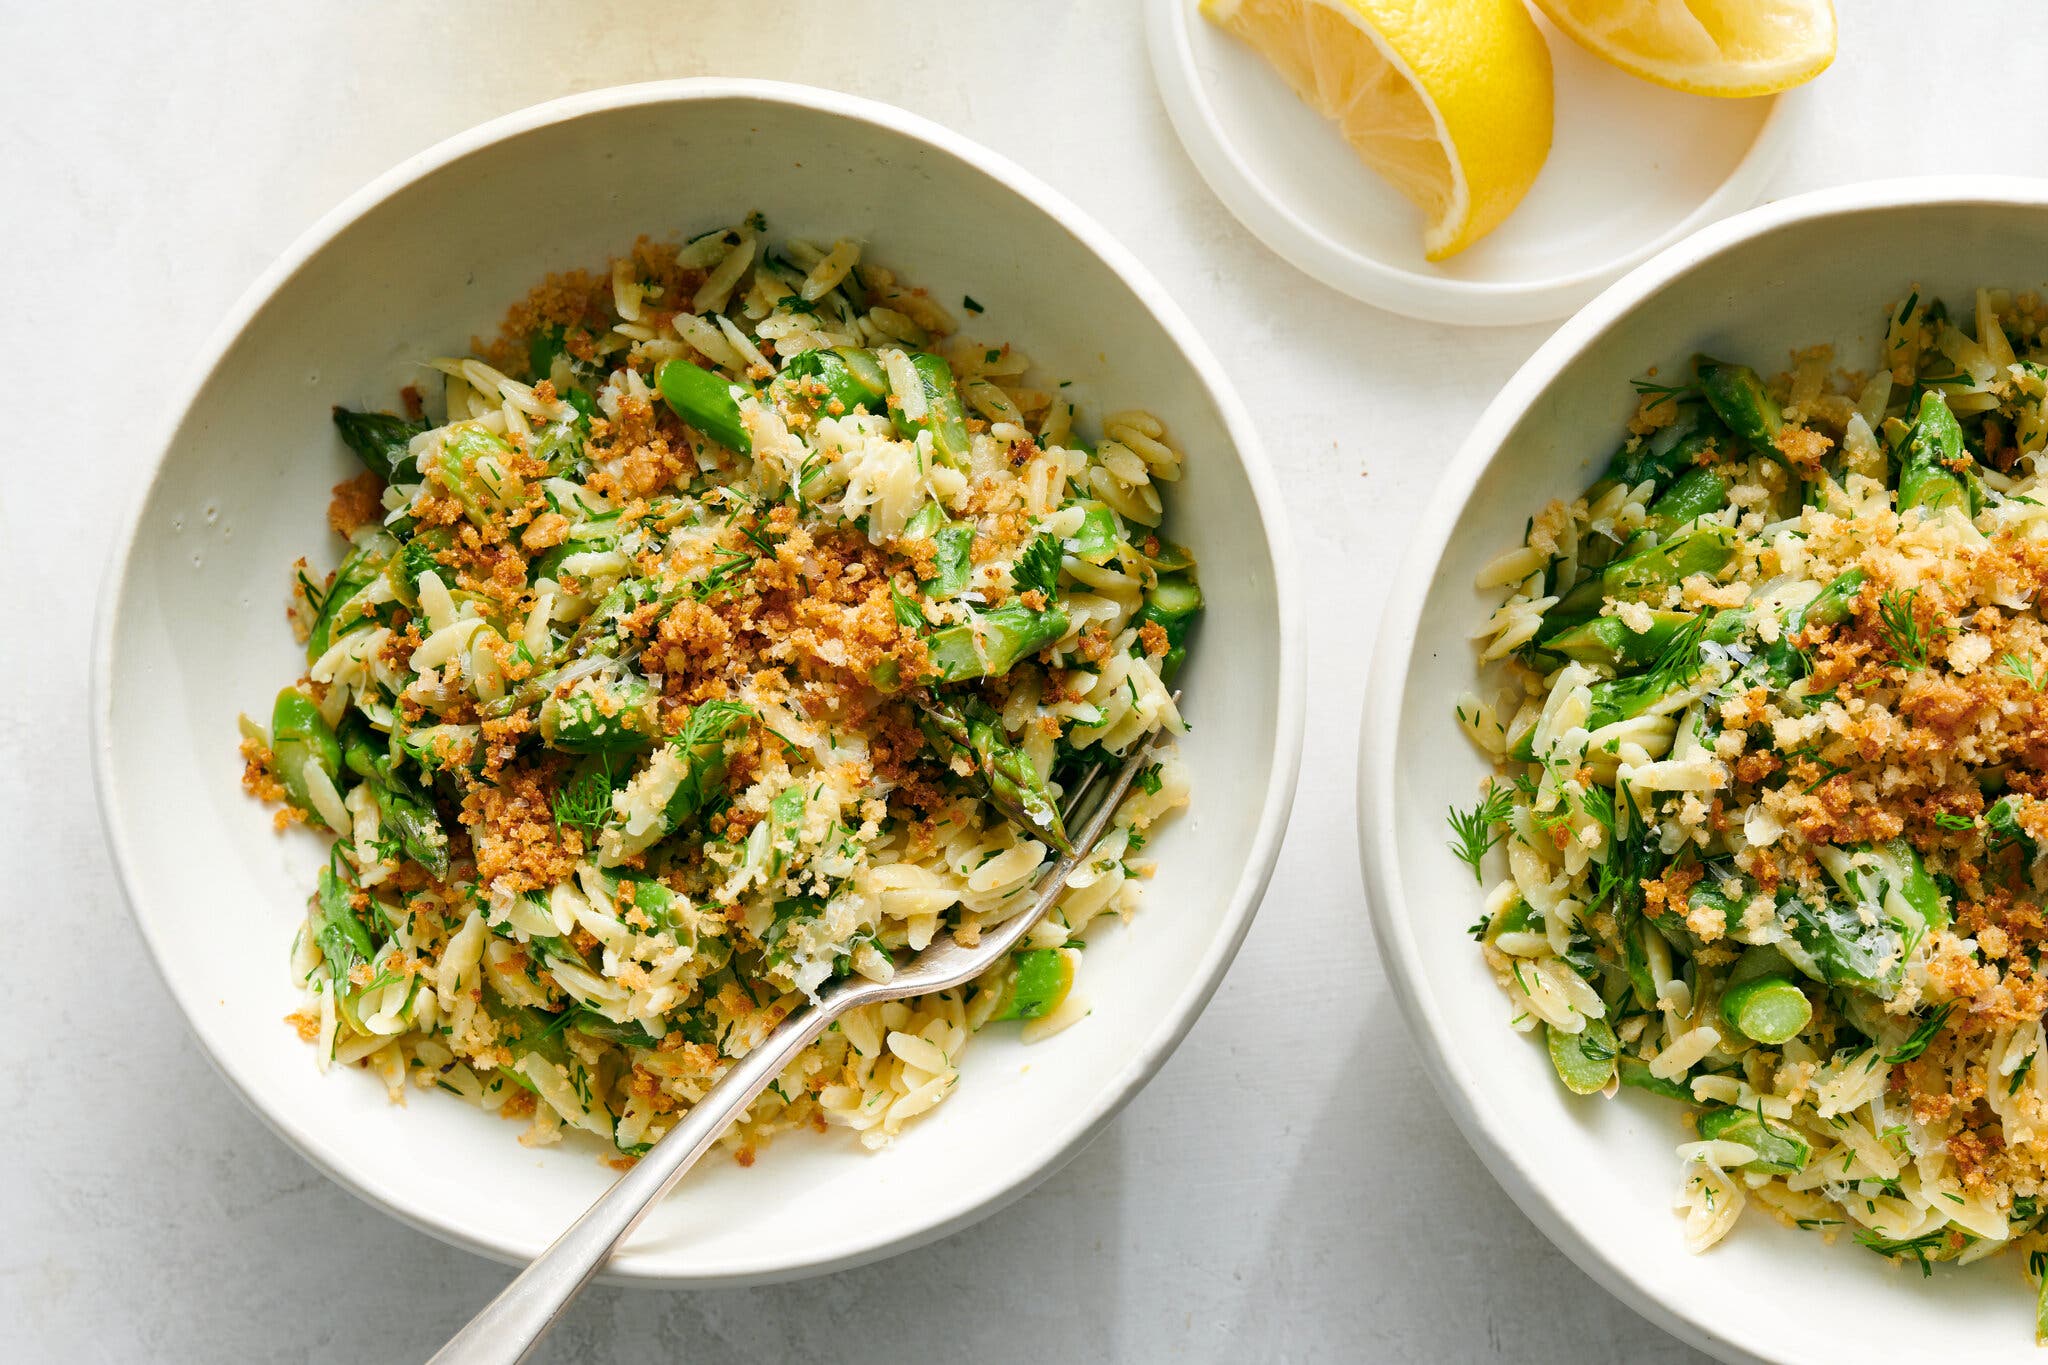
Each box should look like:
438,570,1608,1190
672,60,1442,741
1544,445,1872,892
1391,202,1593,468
240,218,1198,1165
1457,288,2048,1337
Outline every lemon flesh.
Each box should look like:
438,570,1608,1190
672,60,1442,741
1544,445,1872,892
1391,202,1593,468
1202,0,1553,261
1532,0,1836,97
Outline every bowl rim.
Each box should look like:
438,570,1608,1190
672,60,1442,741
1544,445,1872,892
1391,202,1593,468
1357,174,2048,1363
89,76,1307,1285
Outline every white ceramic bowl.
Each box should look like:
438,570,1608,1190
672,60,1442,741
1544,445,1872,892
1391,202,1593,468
92,79,1303,1284
1360,178,2048,1363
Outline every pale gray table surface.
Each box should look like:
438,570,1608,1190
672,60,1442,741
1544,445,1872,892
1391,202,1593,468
4,2,2033,1360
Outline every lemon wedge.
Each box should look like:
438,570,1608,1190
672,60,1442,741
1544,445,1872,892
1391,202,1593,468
1531,0,1836,97
1200,0,1553,261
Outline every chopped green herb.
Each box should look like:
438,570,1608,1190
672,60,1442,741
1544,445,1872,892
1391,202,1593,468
1447,782,1514,883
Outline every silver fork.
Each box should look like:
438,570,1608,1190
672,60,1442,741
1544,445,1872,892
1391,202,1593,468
429,739,1156,1365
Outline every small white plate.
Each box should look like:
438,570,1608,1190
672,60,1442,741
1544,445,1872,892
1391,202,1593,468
1146,0,1801,326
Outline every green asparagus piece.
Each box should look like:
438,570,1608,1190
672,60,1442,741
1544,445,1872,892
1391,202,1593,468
1885,837,1950,942
782,345,889,416
528,324,565,382
1696,1105,1811,1173
540,675,660,755
1618,1056,1694,1102
902,502,975,598
496,1001,572,1066
1066,503,1122,565
306,529,398,662
661,700,753,828
1582,611,1738,731
1720,963,1813,1045
313,863,378,988
1543,525,1736,639
528,326,601,428
1645,466,1731,531
623,879,683,939
926,603,1071,682
917,698,1071,852
530,514,621,586
892,352,972,469
1782,889,1903,996
271,687,342,826
432,426,523,526
1620,918,1662,1012
655,357,752,455
390,528,453,607
336,716,387,787
1482,896,1538,943
1988,796,2034,855
1674,875,1748,939
1898,389,1970,514
1134,574,1203,683
1601,399,1724,497
990,948,1074,1022
379,788,450,878
1546,610,1694,669
1547,1016,1619,1095
1795,567,1867,632
931,526,975,598
531,414,586,476
337,716,450,876
1603,524,1738,599
1697,360,1783,451
1141,540,1197,574
565,1009,664,1049
332,407,426,483
1815,841,1948,952
1722,568,1870,694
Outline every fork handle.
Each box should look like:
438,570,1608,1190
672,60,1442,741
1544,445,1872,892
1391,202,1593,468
428,998,839,1365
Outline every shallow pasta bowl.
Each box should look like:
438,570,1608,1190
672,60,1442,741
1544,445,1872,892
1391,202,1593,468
1359,178,2048,1363
91,79,1303,1284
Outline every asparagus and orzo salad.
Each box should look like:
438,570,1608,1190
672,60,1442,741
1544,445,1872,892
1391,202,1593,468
238,218,1198,1165
1456,288,2048,1337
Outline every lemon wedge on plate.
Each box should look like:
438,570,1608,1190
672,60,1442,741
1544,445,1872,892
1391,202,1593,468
1531,0,1836,97
1199,0,1553,262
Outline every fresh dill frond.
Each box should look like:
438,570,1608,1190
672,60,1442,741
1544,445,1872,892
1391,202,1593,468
1446,781,1515,884
1598,611,1716,724
1628,376,1694,413
698,547,758,597
1575,783,1615,833
2002,652,2042,690
1853,1225,1959,1278
1885,1002,1956,1064
1875,587,1940,671
552,759,616,835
